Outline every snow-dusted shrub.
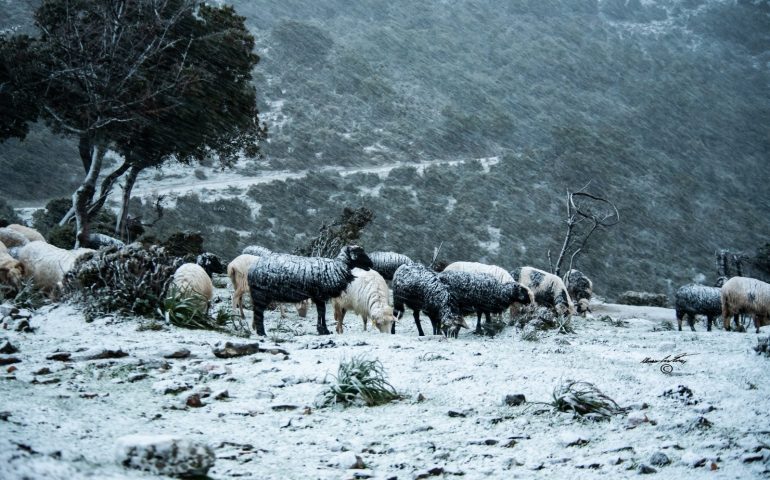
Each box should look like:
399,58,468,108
319,355,401,407
551,380,621,421
63,243,181,320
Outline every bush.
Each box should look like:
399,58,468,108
0,198,22,227
0,278,47,310
551,380,622,421
319,356,401,407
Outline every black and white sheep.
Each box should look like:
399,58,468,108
563,269,593,316
333,267,395,334
511,266,575,317
721,276,770,333
391,263,466,337
437,270,532,334
247,245,373,336
368,251,414,281
674,284,721,331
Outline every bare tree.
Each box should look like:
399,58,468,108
547,185,619,277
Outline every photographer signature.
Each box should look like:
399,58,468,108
641,353,696,374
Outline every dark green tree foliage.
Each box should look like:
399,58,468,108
296,206,375,258
0,198,22,227
32,197,117,248
0,34,40,141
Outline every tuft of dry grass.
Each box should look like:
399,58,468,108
551,379,622,421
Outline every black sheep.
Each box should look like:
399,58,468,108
242,245,273,256
369,251,413,281
247,245,373,336
391,263,465,337
438,270,532,334
674,284,721,331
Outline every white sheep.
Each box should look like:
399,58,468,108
227,254,309,319
6,224,46,243
0,227,30,248
443,261,533,318
0,240,7,254
511,266,575,317
170,263,214,311
0,252,25,292
333,268,395,334
18,241,95,299
721,276,770,333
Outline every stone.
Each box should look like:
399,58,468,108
186,394,204,408
0,339,18,354
649,452,670,467
212,342,260,358
152,380,192,395
616,291,669,307
0,356,21,365
161,348,191,359
504,394,526,406
638,464,657,474
115,434,215,477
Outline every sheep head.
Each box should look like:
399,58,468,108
372,305,396,334
0,260,24,291
340,245,373,271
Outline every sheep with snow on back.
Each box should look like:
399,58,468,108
563,269,593,316
438,270,532,334
368,251,413,281
0,227,30,248
87,233,125,249
674,284,721,331
247,245,373,336
6,224,46,243
242,245,273,257
392,263,467,337
333,268,395,334
443,261,533,318
721,276,770,333
228,254,309,319
18,241,95,299
170,263,214,312
511,266,575,317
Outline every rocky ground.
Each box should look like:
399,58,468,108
1,294,769,479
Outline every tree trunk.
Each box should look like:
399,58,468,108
116,164,141,241
73,144,105,248
79,134,93,173
88,160,130,220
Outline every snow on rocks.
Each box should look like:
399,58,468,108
115,434,215,477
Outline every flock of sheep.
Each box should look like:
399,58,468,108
1,222,769,337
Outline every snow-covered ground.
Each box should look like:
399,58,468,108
1,293,769,479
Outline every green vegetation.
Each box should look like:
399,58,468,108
319,356,401,407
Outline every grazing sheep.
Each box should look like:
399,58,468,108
443,261,532,318
721,276,770,333
368,251,414,281
674,284,721,331
563,269,593,316
438,270,532,334
17,241,95,298
333,268,395,334
511,267,575,317
170,263,214,311
0,252,25,293
0,240,6,254
242,245,273,257
228,254,310,319
392,263,466,337
6,224,46,243
0,227,30,248
247,245,373,336
196,252,225,278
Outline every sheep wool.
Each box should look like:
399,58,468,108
0,240,7,254
18,241,95,298
368,251,414,281
444,261,531,317
171,263,214,306
0,228,30,248
242,245,273,257
333,267,395,334
674,284,721,331
228,254,260,318
0,252,24,291
512,266,575,317
392,263,466,337
247,245,373,336
6,224,46,243
438,270,532,334
721,276,770,333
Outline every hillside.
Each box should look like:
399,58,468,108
0,0,768,297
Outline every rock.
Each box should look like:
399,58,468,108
254,390,275,400
7,365,17,373
626,412,651,428
47,352,72,362
330,451,365,469
0,339,18,354
74,348,129,361
447,410,466,418
115,434,215,477
212,342,260,358
680,451,707,468
186,394,204,408
271,405,299,411
0,304,18,317
0,356,21,365
196,363,230,379
152,380,192,395
504,394,526,406
649,452,670,467
415,466,445,478
212,389,229,400
638,464,657,474
559,431,590,447
161,348,191,359
13,319,32,332
616,291,669,307
127,373,148,383
417,393,426,402
33,367,51,375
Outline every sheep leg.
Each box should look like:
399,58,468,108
687,313,696,332
333,302,345,334
362,313,368,331
474,311,483,334
706,314,714,332
252,305,267,336
315,300,331,335
413,310,425,336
